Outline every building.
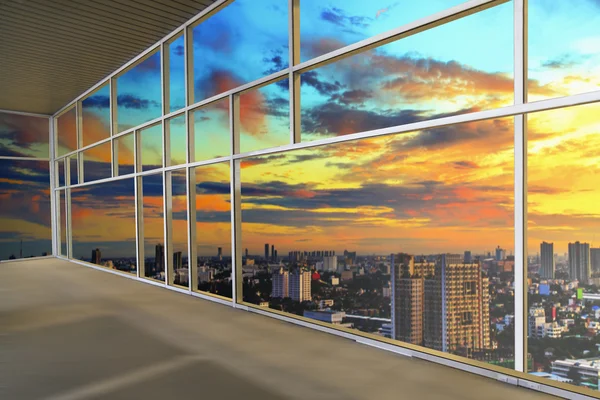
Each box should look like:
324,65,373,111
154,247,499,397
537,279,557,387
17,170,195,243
198,266,214,283
464,251,472,264
379,323,393,338
245,248,248,258
330,276,339,286
303,310,345,325
423,254,491,355
217,247,222,260
271,268,289,298
323,256,337,272
528,307,546,338
340,270,353,281
540,242,555,279
551,358,600,385
591,248,600,274
495,246,506,261
318,299,334,309
155,243,165,272
173,251,182,270
271,245,275,261
569,241,590,284
91,248,101,265
289,270,311,302
391,253,425,345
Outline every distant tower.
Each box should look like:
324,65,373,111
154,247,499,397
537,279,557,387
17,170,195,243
218,247,222,261
264,243,269,260
271,245,275,262
91,248,102,265
540,242,555,279
155,244,165,272
245,248,249,258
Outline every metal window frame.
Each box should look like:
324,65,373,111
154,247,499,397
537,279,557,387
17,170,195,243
46,0,600,398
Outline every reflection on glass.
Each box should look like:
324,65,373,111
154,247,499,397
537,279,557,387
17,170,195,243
191,0,288,103
300,1,513,142
69,155,78,186
142,173,165,282
528,0,600,101
239,79,289,153
116,51,162,133
167,34,186,112
71,178,137,274
82,83,111,147
82,142,112,182
194,162,231,298
527,103,600,391
0,159,51,260
115,133,135,176
191,98,229,162
0,112,49,158
60,190,67,257
300,0,465,61
241,117,514,366
140,123,163,172
58,159,65,187
167,114,186,167
169,169,188,288
56,107,77,157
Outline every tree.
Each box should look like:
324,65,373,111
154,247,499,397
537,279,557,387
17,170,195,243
567,366,582,385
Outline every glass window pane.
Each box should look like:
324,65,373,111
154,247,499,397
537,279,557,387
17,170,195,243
167,114,186,167
191,98,230,162
116,51,162,133
140,123,163,172
169,169,188,288
82,83,111,147
142,173,165,282
115,133,135,176
69,155,78,186
301,1,513,142
60,190,67,257
71,178,137,274
57,159,65,187
0,159,51,260
167,34,186,112
82,142,112,183
0,112,49,158
300,0,466,62
528,0,600,101
56,107,77,157
241,117,514,367
194,162,231,298
527,103,600,388
191,0,288,103
239,79,290,153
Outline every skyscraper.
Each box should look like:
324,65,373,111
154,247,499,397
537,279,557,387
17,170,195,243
464,251,472,264
173,251,182,270
264,243,269,260
245,248,248,258
271,268,289,298
323,256,337,272
271,245,275,261
591,248,600,274
218,247,222,261
569,241,590,283
540,242,555,279
289,270,311,302
423,254,490,356
91,248,101,265
155,243,165,272
495,246,506,261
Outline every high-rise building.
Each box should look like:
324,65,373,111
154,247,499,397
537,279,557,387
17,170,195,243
540,242,555,279
155,244,165,272
464,251,472,264
173,251,182,270
271,268,289,298
245,248,248,258
92,248,101,265
591,248,600,274
264,243,269,260
495,246,506,261
568,241,590,283
273,250,278,260
323,256,337,272
271,245,275,261
289,270,311,302
423,254,491,356
218,247,222,260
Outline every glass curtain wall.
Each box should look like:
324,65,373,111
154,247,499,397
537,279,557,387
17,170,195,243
50,0,600,397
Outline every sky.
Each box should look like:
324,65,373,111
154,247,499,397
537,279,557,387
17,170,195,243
0,112,49,158
4,0,600,260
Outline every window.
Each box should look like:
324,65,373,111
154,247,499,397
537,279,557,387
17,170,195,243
116,51,162,133
191,0,288,103
165,34,186,113
81,83,111,147
68,155,78,186
190,98,230,162
141,173,165,282
56,106,77,157
167,168,188,288
166,114,186,167
0,112,49,158
300,1,513,141
139,123,163,172
193,162,231,298
70,178,136,274
82,142,112,183
114,133,135,176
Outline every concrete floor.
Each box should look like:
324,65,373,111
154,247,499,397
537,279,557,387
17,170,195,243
1,258,556,400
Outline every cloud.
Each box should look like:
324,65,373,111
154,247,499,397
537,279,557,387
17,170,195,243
301,70,345,96
82,95,110,109
320,7,371,29
173,45,184,57
329,89,373,105
117,94,160,110
0,113,49,151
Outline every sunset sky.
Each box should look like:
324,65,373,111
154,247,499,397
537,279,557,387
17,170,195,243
4,0,600,260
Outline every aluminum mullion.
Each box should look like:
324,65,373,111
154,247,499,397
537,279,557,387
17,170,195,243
230,94,241,305
162,42,170,116
0,156,49,161
65,187,72,259
288,0,300,144
186,107,197,292
164,170,173,286
49,117,58,256
134,128,144,278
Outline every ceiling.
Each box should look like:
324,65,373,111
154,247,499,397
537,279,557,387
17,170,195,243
0,0,217,115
